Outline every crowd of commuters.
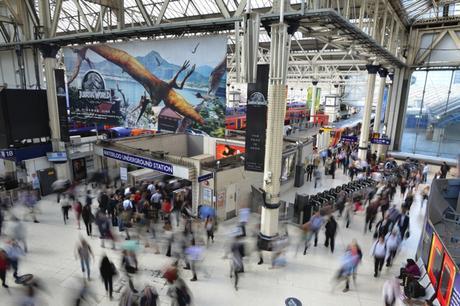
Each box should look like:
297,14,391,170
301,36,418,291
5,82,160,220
0,136,451,305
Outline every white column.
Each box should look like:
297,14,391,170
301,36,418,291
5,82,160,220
358,64,379,161
310,80,318,123
373,68,388,153
40,45,70,180
259,22,290,247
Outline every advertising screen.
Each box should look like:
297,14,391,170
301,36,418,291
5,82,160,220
216,143,245,160
428,233,444,290
64,36,227,137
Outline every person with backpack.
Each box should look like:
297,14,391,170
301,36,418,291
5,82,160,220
371,235,387,277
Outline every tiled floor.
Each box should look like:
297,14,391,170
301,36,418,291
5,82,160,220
0,165,429,306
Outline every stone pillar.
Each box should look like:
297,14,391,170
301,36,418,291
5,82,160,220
39,44,70,180
259,22,290,249
310,80,318,123
358,64,379,161
372,68,387,152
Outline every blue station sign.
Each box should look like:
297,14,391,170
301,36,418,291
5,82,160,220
103,148,174,175
198,173,214,183
370,137,391,145
340,135,358,143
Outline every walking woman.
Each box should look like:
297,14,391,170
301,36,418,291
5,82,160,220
99,255,116,300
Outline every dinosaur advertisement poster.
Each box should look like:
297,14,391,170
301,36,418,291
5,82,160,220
63,36,227,137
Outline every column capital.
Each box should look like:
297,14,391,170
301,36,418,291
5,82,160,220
39,44,60,59
388,73,395,82
366,64,380,74
312,80,318,86
378,68,389,78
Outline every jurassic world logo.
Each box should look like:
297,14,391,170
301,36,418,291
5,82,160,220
78,70,111,101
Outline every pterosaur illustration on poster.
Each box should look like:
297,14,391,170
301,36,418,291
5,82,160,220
63,36,227,137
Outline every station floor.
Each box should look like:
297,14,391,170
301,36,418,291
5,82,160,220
0,166,429,306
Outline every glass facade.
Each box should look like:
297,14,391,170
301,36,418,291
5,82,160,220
401,70,460,159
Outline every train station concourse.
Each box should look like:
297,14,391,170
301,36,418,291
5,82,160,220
0,0,459,305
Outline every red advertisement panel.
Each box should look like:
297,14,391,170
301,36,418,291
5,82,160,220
216,143,245,160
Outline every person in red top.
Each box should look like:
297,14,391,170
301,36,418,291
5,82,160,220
0,248,9,288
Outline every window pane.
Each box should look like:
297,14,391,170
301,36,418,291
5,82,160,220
401,70,460,158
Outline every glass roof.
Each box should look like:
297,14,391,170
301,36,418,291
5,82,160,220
401,0,460,22
38,0,460,34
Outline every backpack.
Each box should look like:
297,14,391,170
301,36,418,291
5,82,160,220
310,216,322,231
404,278,426,298
176,287,191,306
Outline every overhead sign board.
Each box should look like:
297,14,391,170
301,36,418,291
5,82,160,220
198,173,213,183
370,137,391,145
0,149,15,160
340,135,358,143
102,148,190,179
120,167,128,181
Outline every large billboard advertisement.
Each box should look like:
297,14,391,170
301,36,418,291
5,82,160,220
64,36,227,137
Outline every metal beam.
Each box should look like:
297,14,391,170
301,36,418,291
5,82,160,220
234,0,247,17
72,0,94,32
50,0,63,37
134,0,153,26
85,0,120,9
155,0,170,25
417,30,447,64
215,0,231,19
3,0,22,25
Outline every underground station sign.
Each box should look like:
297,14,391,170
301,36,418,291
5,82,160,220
103,148,173,175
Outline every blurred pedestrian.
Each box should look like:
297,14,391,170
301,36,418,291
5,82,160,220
74,200,83,230
397,207,410,240
385,230,400,267
205,217,215,245
31,173,40,201
11,217,27,252
230,237,244,291
5,239,25,280
140,285,159,306
0,249,9,288
303,211,323,254
324,215,337,253
61,194,72,225
99,255,116,300
371,236,387,277
75,237,94,280
335,242,361,293
24,189,39,223
168,277,192,306
82,203,94,237
382,277,401,306
313,168,322,189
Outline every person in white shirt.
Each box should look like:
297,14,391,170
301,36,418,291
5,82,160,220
385,230,400,267
422,163,429,183
123,198,133,210
371,236,387,277
382,277,401,306
147,182,155,193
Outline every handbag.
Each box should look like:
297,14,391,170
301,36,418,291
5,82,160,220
405,231,410,239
